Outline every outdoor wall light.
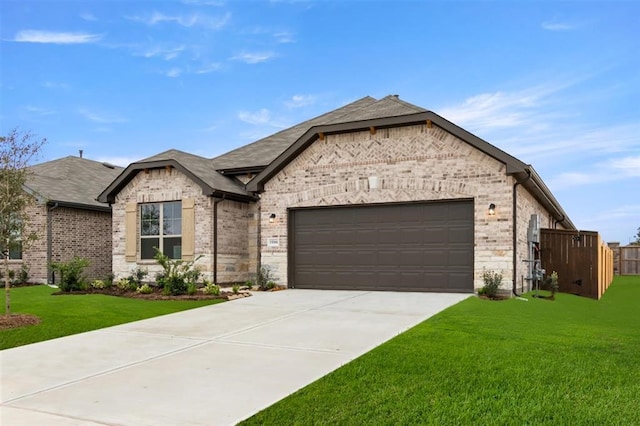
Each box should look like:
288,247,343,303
488,203,496,215
269,213,276,223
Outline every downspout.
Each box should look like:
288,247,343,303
212,196,225,284
553,215,565,229
512,172,531,297
47,202,59,284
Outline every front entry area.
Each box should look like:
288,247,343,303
289,200,474,292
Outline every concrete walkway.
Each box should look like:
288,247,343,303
1,289,470,426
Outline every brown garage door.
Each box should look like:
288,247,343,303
289,200,474,292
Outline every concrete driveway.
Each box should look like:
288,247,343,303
1,289,470,425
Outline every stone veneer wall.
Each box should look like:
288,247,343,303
112,167,250,284
259,123,558,292
49,206,113,283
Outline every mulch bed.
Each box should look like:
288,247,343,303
50,287,253,301
0,313,41,330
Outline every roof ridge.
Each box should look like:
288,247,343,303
211,96,378,162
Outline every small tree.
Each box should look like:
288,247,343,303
631,227,640,246
1,128,46,316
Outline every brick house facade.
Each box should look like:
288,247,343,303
8,156,123,284
101,95,574,294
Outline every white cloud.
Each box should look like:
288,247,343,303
608,156,640,177
549,155,640,189
42,81,70,89
542,20,575,31
285,94,316,108
195,63,222,74
128,11,230,29
274,31,295,43
25,105,55,115
164,68,182,78
238,109,272,125
141,45,186,60
80,12,97,21
238,109,288,128
78,108,127,124
13,30,102,44
182,0,225,5
231,51,275,64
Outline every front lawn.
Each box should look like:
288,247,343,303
242,276,640,425
0,285,223,350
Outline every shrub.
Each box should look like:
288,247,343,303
91,279,106,290
232,284,240,294
17,264,30,284
127,267,148,288
187,282,197,295
203,281,221,296
245,280,254,290
544,271,559,299
105,272,115,287
116,278,132,291
257,266,275,291
266,281,276,290
154,249,203,296
136,283,153,294
480,270,503,299
50,257,90,292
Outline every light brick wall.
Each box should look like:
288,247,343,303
259,123,555,292
112,168,250,284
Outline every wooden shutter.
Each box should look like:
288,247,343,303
182,198,195,260
125,202,137,262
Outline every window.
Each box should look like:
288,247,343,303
1,214,23,260
140,201,182,259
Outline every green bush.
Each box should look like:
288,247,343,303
257,266,275,291
480,270,503,299
50,257,90,292
154,249,203,296
90,279,106,289
17,264,30,284
203,281,220,296
116,278,133,291
232,284,240,294
136,283,153,294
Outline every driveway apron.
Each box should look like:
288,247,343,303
1,290,470,425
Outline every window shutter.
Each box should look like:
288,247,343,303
182,198,195,261
125,202,137,262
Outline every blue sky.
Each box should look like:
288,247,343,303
1,0,638,243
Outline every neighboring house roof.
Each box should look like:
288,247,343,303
98,149,255,203
24,156,123,212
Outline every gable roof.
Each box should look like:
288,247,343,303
97,149,254,203
213,95,422,173
245,106,575,230
24,156,123,212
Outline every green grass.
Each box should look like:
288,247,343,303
242,276,640,425
1,285,223,350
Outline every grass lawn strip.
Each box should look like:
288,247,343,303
0,285,223,350
241,276,640,425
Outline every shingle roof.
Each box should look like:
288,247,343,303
97,149,253,203
25,156,124,211
212,95,422,171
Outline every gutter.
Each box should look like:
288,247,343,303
512,171,531,297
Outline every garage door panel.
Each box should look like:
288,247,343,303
291,201,474,292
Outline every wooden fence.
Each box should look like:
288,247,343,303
540,229,614,300
620,246,640,275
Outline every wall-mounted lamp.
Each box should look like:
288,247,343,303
488,203,496,216
269,213,276,223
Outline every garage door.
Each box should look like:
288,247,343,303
289,200,474,292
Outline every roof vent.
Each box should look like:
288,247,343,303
102,162,116,169
79,149,84,158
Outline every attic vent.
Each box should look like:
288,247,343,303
102,162,116,169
